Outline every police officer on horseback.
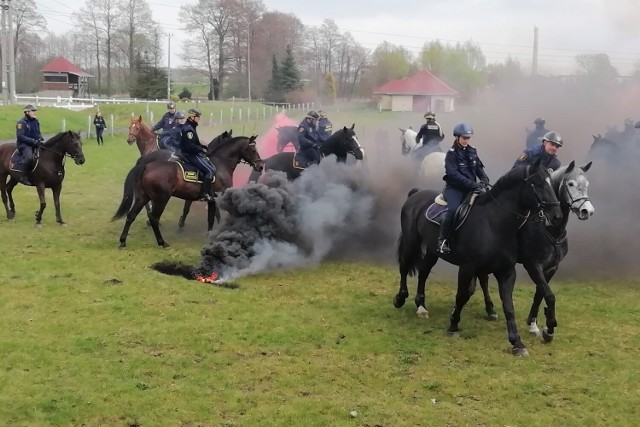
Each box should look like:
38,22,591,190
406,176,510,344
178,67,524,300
317,110,333,143
416,111,444,148
152,101,177,134
16,104,44,185
438,122,490,254
179,108,216,202
514,130,562,171
526,117,548,149
161,111,186,153
297,111,321,166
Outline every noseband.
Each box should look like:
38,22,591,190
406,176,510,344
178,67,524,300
560,177,591,213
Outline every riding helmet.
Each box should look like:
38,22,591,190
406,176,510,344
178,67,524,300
318,110,326,118
306,111,319,120
542,131,563,147
188,108,202,117
23,104,37,112
167,101,176,109
534,117,545,126
175,111,186,119
453,122,474,137
424,111,435,120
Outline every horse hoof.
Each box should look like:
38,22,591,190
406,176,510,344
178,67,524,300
512,347,529,357
119,242,126,249
447,330,460,338
542,328,554,343
58,222,67,227
35,223,43,229
7,213,15,220
392,295,406,308
177,227,185,233
161,242,170,248
487,313,498,321
416,306,429,318
8,218,15,223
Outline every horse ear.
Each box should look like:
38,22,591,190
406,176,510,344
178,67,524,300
565,160,575,173
229,129,233,136
138,115,143,122
342,126,348,132
581,161,593,172
399,128,405,133
351,123,355,130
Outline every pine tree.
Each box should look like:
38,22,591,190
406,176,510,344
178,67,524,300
265,54,283,102
130,52,167,99
279,45,302,93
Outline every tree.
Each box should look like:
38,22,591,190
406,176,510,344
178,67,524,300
129,52,167,98
116,0,157,75
178,87,192,100
265,54,283,101
323,72,336,104
370,42,414,87
575,53,618,83
279,44,302,93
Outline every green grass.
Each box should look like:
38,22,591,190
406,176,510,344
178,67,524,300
0,111,638,425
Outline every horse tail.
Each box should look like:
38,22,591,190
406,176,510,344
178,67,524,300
407,188,420,198
112,164,146,221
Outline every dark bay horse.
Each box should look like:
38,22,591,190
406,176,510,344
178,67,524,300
126,114,235,229
394,159,562,356
475,161,594,342
276,126,299,152
0,131,86,226
112,135,264,248
248,124,365,181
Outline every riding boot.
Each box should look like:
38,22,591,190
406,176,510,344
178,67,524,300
199,178,214,202
438,213,454,254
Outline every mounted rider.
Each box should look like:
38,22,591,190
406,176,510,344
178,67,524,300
526,117,548,149
179,108,216,202
297,111,322,166
160,111,185,153
437,122,490,254
317,110,333,143
16,104,44,185
416,111,444,148
514,130,562,171
152,101,177,134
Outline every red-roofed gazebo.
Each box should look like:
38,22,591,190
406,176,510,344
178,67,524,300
374,70,458,113
40,57,93,98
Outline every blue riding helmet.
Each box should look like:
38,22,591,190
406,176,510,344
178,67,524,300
424,111,435,120
306,111,319,120
167,101,176,109
175,111,186,119
453,122,474,137
534,117,545,125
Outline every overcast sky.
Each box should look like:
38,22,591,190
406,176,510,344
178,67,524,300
37,0,640,75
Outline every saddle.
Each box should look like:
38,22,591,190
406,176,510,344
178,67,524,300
425,192,479,230
169,153,215,184
9,148,39,174
293,152,312,169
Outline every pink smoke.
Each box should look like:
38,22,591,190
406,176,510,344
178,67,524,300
232,112,297,186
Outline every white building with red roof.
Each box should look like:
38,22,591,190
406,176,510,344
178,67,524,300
40,57,93,98
374,70,458,113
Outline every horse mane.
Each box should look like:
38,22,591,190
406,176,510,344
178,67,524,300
476,165,530,205
43,130,76,147
209,135,249,156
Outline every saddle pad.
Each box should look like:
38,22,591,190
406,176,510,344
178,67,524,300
292,153,306,170
9,149,38,173
426,203,447,224
173,158,215,184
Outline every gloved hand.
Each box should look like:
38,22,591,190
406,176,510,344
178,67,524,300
474,183,487,194
38,137,45,142
481,176,490,185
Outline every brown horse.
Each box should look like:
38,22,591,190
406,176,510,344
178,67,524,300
126,114,234,229
0,130,86,226
112,135,264,248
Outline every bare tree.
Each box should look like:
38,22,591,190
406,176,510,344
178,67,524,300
116,0,157,75
11,0,47,59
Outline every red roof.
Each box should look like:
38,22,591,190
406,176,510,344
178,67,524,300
40,57,93,77
374,70,457,96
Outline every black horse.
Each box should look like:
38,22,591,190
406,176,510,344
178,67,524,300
475,161,594,342
248,124,365,181
394,159,562,356
0,131,86,226
276,126,299,152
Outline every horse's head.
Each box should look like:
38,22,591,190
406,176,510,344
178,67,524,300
240,135,264,172
46,130,85,165
524,158,562,226
127,115,146,145
341,124,365,160
553,161,595,220
399,127,416,155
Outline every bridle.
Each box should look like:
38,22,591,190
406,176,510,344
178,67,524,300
559,177,591,214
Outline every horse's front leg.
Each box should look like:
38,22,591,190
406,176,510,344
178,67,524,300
178,200,193,231
477,273,498,320
0,175,12,220
34,184,47,227
494,266,528,356
524,262,558,342
51,182,66,226
447,265,476,336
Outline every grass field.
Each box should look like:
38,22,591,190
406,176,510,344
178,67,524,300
0,107,639,426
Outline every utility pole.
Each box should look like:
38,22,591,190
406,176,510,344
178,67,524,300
166,32,172,101
6,0,14,102
532,26,539,76
0,0,8,104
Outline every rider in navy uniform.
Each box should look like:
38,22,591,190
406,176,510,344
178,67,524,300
161,111,186,153
317,110,333,143
152,101,177,133
16,104,44,184
437,122,490,254
297,111,321,166
416,111,444,148
526,117,548,149
514,130,562,171
179,108,215,202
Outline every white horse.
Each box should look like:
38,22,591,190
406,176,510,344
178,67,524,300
399,127,446,183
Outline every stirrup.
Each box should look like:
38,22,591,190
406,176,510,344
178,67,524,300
199,193,214,202
437,239,451,254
